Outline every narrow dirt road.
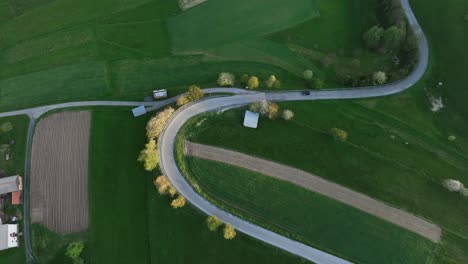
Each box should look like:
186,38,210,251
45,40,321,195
185,141,442,243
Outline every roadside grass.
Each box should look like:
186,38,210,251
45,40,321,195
182,156,435,264
88,108,306,264
148,177,307,264
112,58,305,95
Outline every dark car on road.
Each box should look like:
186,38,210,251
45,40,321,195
302,91,311,96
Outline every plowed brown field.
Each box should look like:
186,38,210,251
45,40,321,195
30,111,90,233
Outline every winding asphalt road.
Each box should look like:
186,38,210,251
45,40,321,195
0,0,428,263
159,0,429,263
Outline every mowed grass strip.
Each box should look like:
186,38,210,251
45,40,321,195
112,59,304,94
185,157,435,264
87,109,307,264
168,0,319,51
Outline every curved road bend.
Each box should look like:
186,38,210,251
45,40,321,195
159,0,429,263
0,0,428,263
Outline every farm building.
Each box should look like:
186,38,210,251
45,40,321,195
0,224,19,250
0,176,22,205
132,106,147,117
243,110,259,128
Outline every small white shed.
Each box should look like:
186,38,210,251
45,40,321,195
0,224,19,250
243,110,259,128
132,106,147,117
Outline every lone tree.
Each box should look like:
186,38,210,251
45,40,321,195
171,195,186,209
442,179,463,192
330,128,348,142
138,139,159,171
217,72,235,87
176,95,190,107
363,25,384,49
383,26,404,49
206,216,223,231
303,70,314,80
373,71,387,85
312,78,324,89
66,241,84,264
223,224,236,240
177,85,204,106
267,102,279,119
146,107,175,140
247,76,259,89
154,175,176,197
249,100,279,119
282,109,294,121
265,75,277,89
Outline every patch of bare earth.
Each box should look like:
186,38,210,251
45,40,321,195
30,111,90,233
185,141,442,243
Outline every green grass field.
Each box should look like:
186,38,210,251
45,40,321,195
0,115,29,264
87,109,306,264
0,0,389,111
270,0,376,54
183,157,435,263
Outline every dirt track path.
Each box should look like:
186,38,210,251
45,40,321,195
185,141,442,243
30,111,90,233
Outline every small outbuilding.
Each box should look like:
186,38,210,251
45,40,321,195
132,106,147,117
0,224,19,250
243,110,259,129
